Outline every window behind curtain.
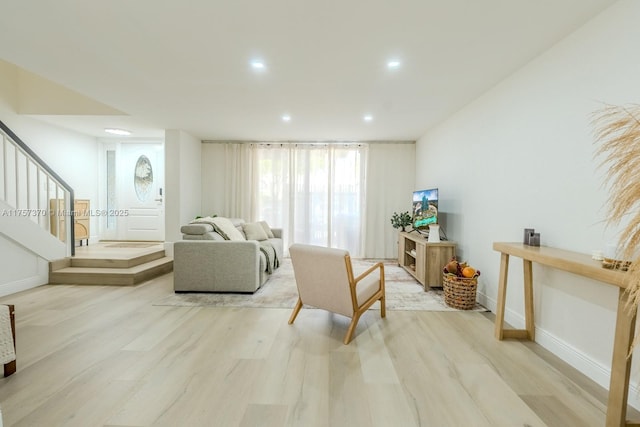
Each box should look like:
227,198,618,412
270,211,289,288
254,143,367,256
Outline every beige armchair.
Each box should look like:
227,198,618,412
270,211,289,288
288,244,386,344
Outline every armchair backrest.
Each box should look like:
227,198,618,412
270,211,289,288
289,244,355,317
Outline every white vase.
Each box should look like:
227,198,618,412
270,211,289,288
428,224,440,242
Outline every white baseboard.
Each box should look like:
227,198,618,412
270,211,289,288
0,272,48,298
477,290,640,410
0,257,48,298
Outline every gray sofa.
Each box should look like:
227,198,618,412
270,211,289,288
173,217,283,293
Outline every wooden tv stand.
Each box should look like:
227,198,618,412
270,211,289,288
398,231,456,290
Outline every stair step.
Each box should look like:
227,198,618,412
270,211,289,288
69,249,166,268
49,257,71,272
49,257,173,286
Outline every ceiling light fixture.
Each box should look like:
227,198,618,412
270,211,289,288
282,114,291,122
251,60,266,70
387,60,401,69
104,128,131,136
364,115,373,122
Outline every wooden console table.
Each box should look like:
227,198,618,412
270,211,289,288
493,242,635,427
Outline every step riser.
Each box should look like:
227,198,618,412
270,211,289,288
49,273,136,286
69,250,166,269
49,258,71,272
134,260,174,284
49,259,173,286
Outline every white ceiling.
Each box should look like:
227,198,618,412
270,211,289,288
0,0,618,141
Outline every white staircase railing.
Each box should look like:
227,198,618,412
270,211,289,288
0,120,75,257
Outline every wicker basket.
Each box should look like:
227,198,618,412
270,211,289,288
442,274,478,310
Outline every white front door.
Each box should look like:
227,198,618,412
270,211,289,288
118,143,164,241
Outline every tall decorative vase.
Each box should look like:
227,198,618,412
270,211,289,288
428,224,440,242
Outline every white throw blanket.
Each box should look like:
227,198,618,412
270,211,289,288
0,305,16,364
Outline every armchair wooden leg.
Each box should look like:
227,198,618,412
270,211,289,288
288,298,303,324
344,312,362,344
380,295,386,318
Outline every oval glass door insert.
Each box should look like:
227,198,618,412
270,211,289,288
134,155,154,201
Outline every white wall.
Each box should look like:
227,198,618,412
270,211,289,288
416,0,640,403
0,61,101,295
164,129,202,244
0,237,48,297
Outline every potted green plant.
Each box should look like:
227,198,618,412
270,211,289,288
390,211,412,232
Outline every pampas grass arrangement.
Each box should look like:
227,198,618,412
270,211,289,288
593,104,640,326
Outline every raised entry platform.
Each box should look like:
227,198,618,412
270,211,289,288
49,242,173,286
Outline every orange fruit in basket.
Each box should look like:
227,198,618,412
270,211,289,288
462,267,476,278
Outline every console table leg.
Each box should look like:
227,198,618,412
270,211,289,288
523,260,535,341
495,253,510,340
606,288,636,427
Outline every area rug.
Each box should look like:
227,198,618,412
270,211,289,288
154,259,487,312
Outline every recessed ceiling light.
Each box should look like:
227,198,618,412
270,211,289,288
387,60,401,69
104,128,131,136
251,60,266,70
282,114,291,122
363,115,373,122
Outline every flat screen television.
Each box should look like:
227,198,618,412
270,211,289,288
412,188,438,230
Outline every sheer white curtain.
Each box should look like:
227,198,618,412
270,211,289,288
206,141,413,259
251,143,367,257
222,143,255,220
363,143,416,258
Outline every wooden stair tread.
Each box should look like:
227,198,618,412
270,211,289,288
72,246,165,260
69,249,166,269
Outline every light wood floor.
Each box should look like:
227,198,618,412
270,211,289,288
0,271,617,426
72,241,166,260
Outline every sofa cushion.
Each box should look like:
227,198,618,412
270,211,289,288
210,217,246,241
227,218,246,236
183,232,225,241
259,221,275,238
181,223,214,235
243,222,269,241
229,218,245,227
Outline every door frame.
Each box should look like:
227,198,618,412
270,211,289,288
98,138,165,241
